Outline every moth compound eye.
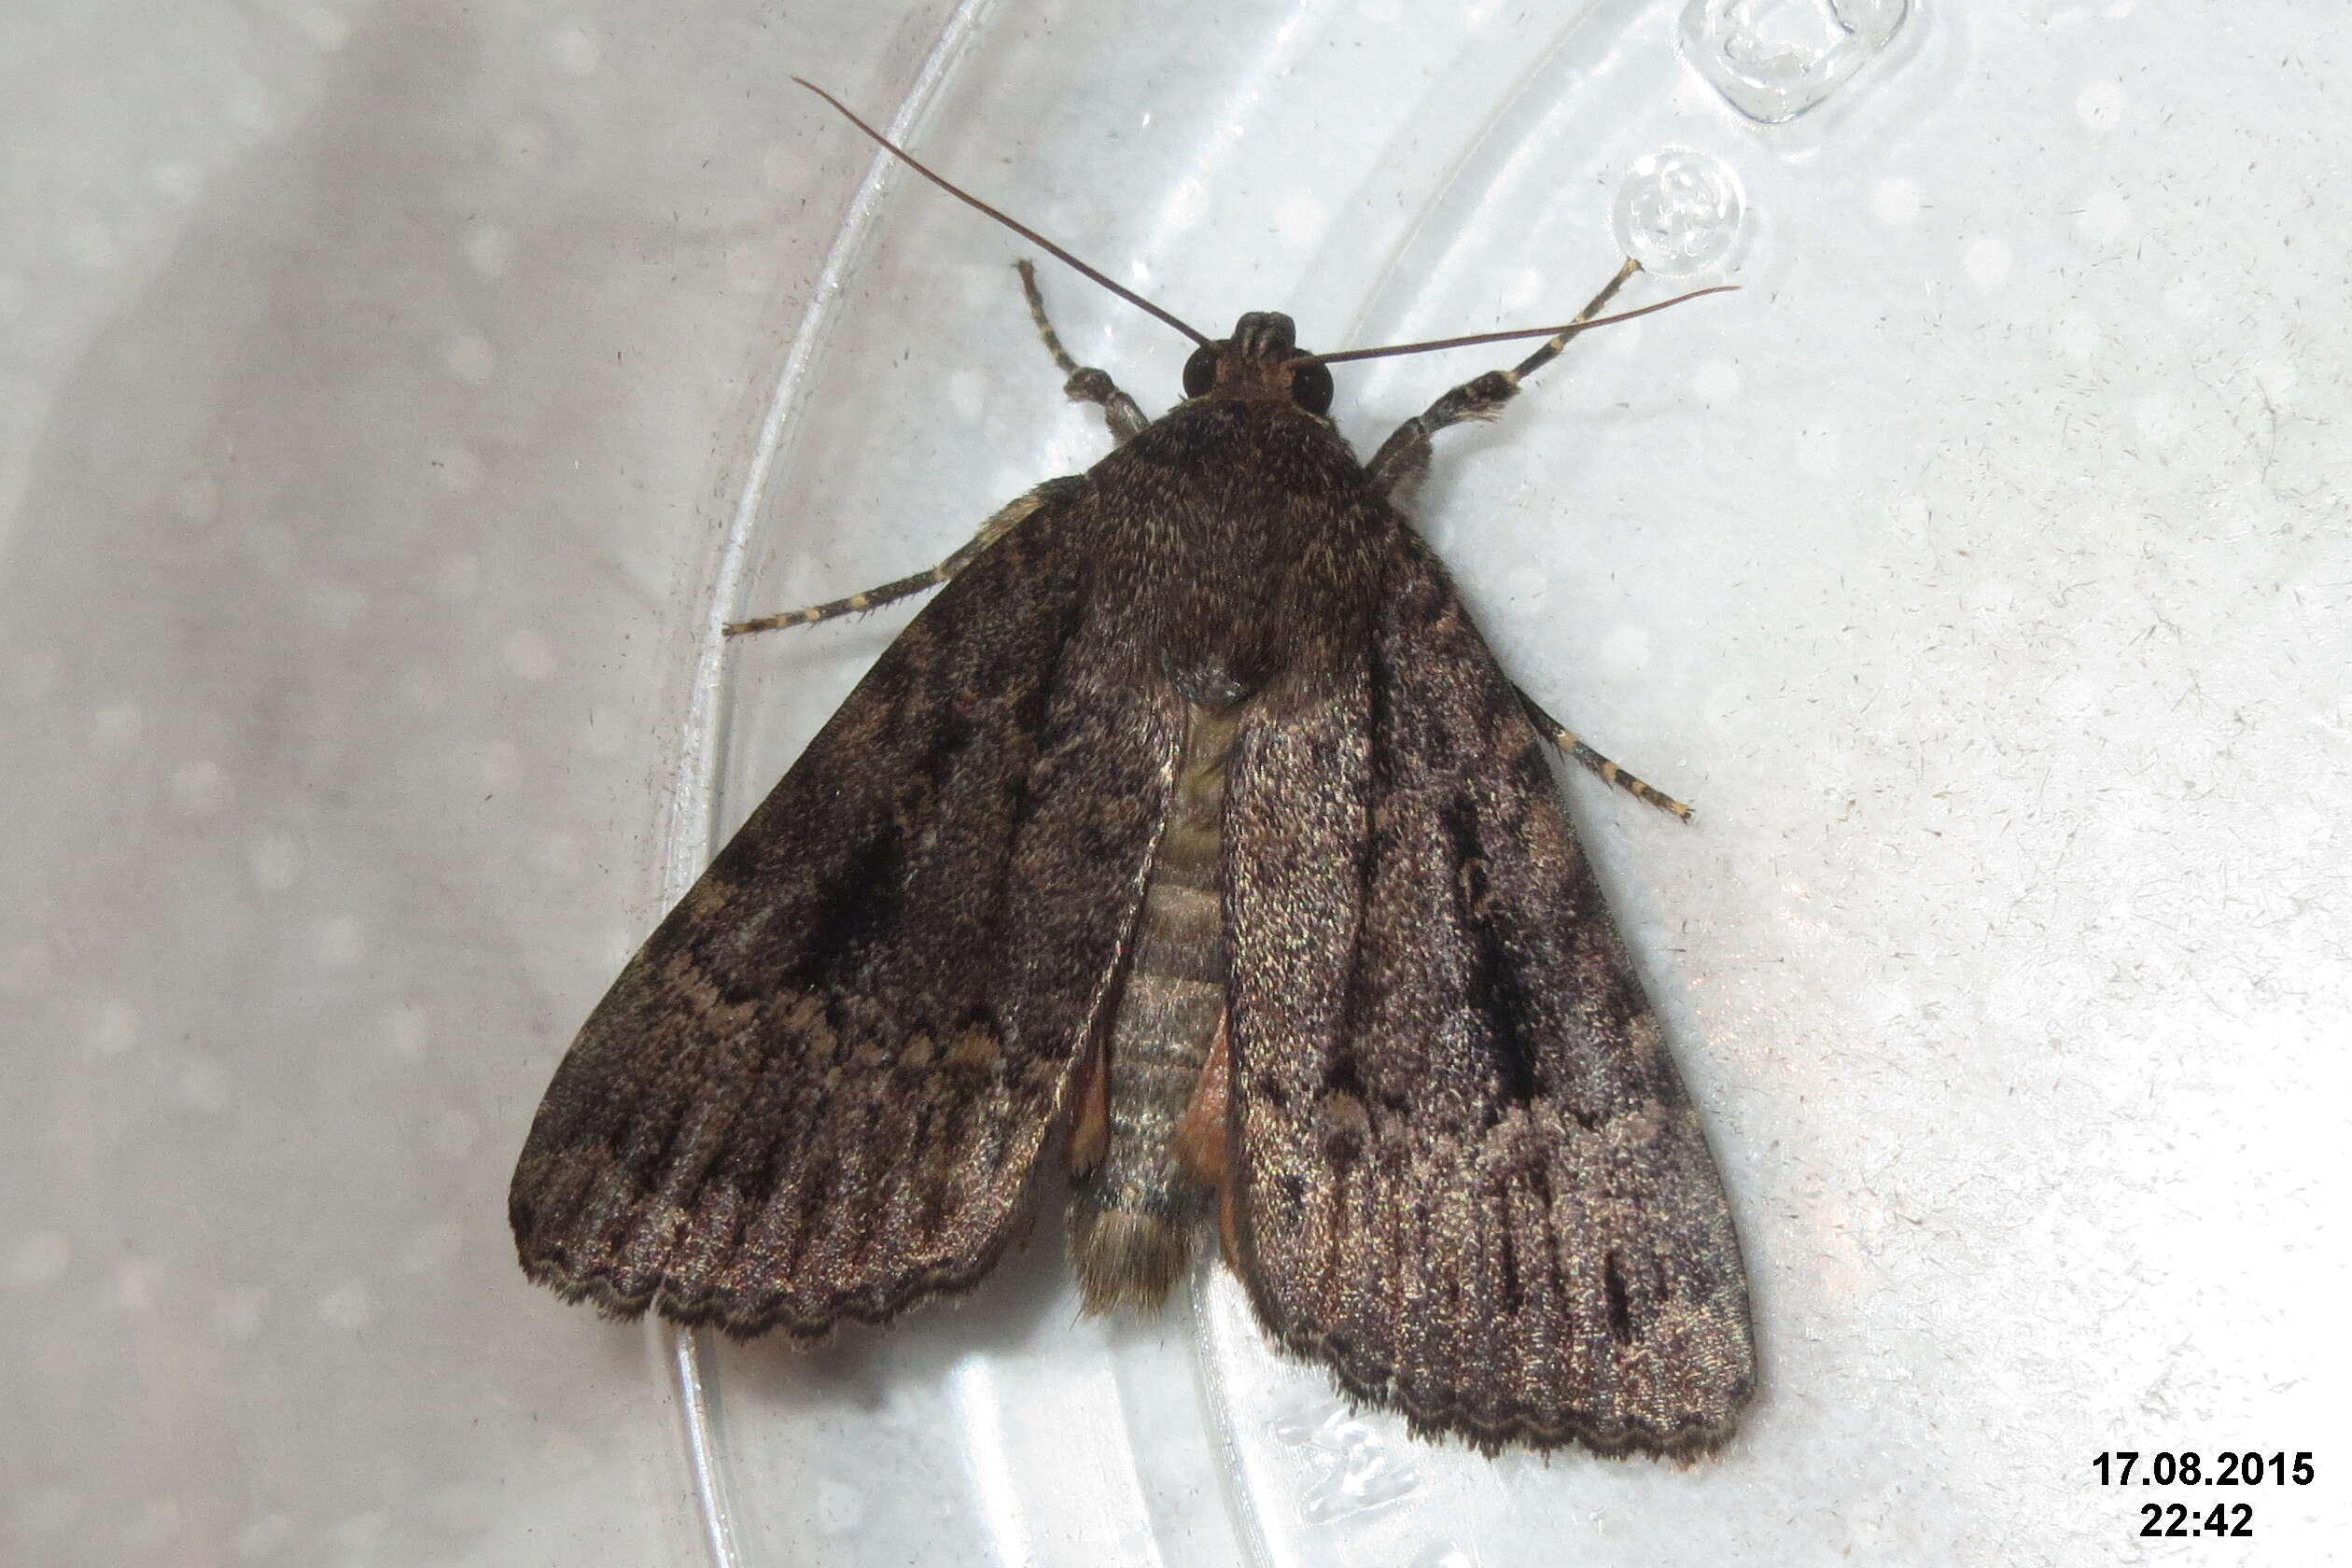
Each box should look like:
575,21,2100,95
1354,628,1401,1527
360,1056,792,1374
1183,344,1220,399
1290,360,1334,415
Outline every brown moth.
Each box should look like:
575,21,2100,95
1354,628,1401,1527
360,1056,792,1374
510,81,1756,1458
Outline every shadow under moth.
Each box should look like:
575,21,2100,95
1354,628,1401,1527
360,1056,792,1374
511,81,1756,1459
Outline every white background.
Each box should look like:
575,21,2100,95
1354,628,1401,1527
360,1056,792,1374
4,2,2345,1565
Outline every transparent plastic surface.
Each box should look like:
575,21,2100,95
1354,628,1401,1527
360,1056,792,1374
7,2,2348,1566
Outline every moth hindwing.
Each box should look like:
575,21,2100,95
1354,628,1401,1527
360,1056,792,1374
510,86,1754,1460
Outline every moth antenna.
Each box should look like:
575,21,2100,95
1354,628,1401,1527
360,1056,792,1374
793,78,1211,348
1293,285,1739,368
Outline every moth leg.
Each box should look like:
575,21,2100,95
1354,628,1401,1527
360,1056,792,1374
722,483,1061,637
1517,686,1694,821
1018,259,1150,444
1367,259,1642,506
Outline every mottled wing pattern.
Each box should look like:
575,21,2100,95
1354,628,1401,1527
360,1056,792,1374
511,489,1179,1337
1223,529,1754,1455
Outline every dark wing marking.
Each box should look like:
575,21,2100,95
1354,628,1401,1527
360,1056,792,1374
511,486,1180,1337
1223,529,1754,1455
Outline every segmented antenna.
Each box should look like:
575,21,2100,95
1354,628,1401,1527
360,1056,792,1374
796,80,1735,363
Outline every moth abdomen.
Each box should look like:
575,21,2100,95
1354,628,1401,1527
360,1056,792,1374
1069,704,1240,1313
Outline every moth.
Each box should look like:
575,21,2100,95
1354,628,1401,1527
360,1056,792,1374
511,81,1756,1458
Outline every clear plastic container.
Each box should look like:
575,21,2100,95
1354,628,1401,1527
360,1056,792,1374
8,2,2344,1565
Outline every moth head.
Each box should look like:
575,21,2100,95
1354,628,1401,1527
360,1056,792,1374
1182,313,1336,415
